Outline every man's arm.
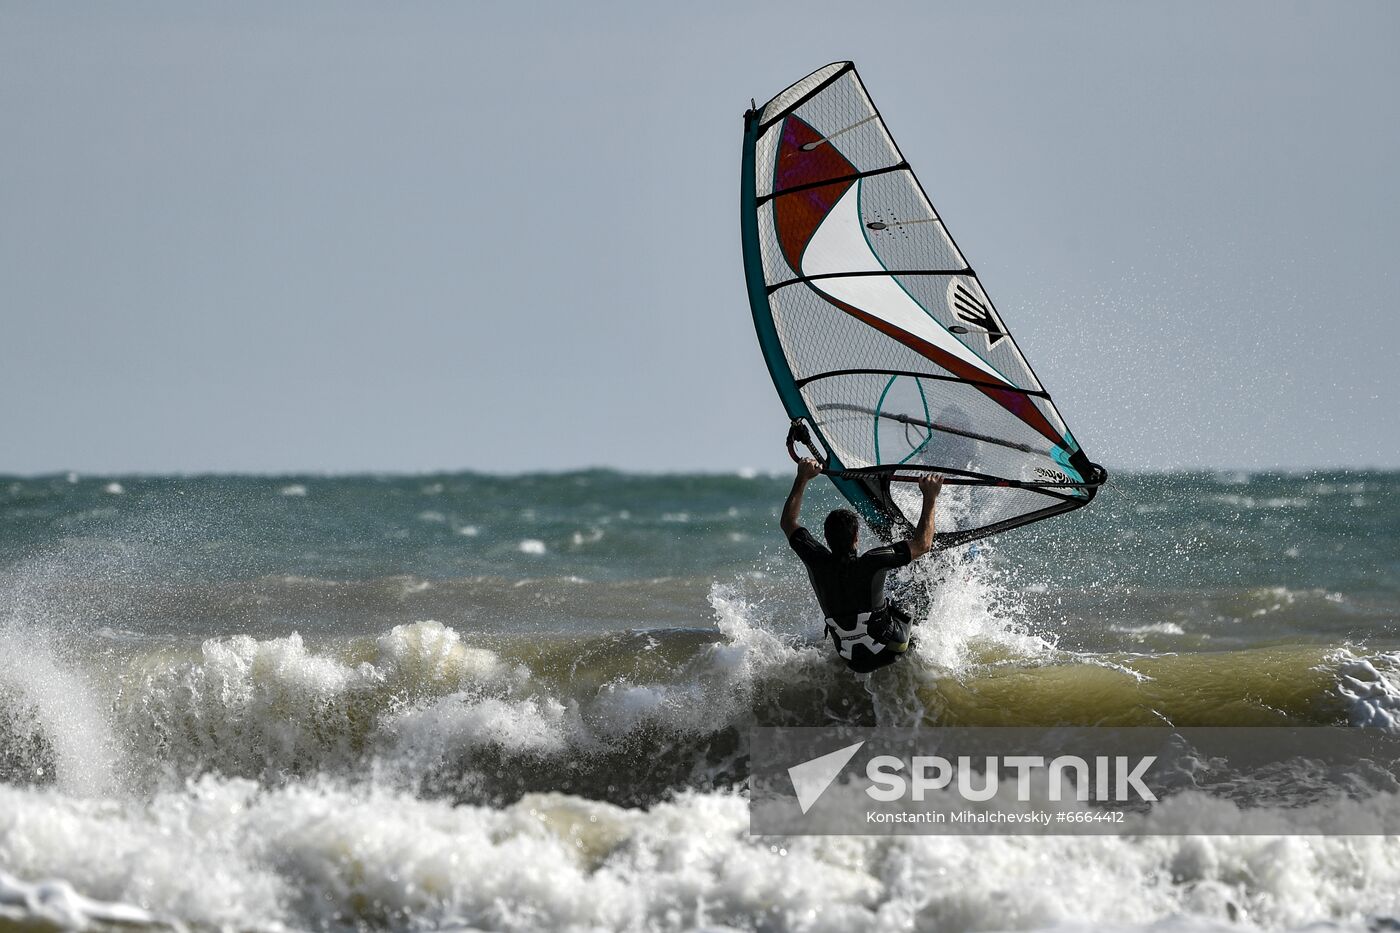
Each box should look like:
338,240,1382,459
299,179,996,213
779,458,823,537
906,474,943,560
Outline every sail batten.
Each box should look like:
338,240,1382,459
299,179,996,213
741,62,1105,545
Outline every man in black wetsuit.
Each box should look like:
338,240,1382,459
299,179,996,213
780,458,942,673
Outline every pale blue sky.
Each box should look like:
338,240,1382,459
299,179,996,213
3,1,1396,473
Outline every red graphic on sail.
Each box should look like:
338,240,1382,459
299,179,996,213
769,115,1063,449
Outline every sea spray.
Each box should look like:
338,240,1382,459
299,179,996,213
0,629,118,795
0,542,135,796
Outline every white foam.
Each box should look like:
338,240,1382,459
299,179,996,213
1214,494,1309,509
1334,651,1400,730
389,694,577,761
278,483,308,497
570,528,604,546
1116,622,1187,636
518,539,547,555
0,779,284,929
0,868,161,930
102,482,124,495
369,606,795,766
374,620,525,695
3,777,1400,931
126,622,530,781
397,577,433,596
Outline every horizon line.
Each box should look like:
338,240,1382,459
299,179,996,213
3,464,1398,481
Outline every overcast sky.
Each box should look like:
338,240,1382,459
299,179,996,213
3,1,1396,474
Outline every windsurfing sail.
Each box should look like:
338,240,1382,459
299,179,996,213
741,62,1106,548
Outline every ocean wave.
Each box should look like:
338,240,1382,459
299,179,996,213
0,552,1048,800
2,617,1395,808
86,605,816,801
1,538,1397,810
3,777,1400,931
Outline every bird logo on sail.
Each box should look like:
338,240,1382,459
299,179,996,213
950,282,1005,346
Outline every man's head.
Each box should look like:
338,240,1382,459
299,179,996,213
823,508,860,554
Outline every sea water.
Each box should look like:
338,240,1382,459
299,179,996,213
0,470,1397,931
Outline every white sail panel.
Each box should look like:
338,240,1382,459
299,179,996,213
803,183,1005,384
741,62,1105,546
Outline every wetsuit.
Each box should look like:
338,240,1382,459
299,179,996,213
787,527,915,673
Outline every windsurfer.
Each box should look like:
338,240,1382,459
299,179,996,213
779,457,942,672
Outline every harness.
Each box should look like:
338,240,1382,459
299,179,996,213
824,610,886,661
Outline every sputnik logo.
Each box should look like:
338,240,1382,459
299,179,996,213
788,741,864,814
